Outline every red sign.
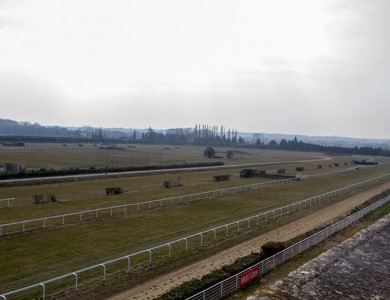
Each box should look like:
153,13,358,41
239,266,260,288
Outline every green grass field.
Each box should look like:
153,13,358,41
0,142,372,171
0,145,389,298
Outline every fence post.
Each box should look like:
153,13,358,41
101,264,106,280
167,244,171,257
40,283,45,300
73,273,78,290
149,250,152,264
127,256,131,271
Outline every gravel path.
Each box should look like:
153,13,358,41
109,181,390,300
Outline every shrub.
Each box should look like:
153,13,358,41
204,147,216,158
47,194,57,202
33,194,44,204
261,241,286,257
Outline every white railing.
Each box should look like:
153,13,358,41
1,173,389,299
0,166,368,236
187,194,390,300
0,177,299,236
0,198,14,208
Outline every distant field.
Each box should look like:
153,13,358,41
0,142,360,171
0,167,389,291
0,153,380,222
1,145,389,298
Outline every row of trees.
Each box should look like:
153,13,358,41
129,124,243,146
1,119,388,157
0,119,245,146
256,137,390,157
193,124,239,146
0,119,72,137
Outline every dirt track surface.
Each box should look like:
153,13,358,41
109,181,390,300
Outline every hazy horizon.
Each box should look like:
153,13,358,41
1,0,389,139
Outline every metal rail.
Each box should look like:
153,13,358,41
0,198,15,208
0,167,363,236
187,194,390,300
1,173,388,299
0,178,298,236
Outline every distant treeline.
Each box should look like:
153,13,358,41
0,119,75,137
141,125,240,146
1,119,388,157
253,137,390,157
0,119,242,146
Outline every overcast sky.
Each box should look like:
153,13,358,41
0,0,389,139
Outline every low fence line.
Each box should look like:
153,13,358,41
1,173,389,299
0,177,299,236
0,167,367,236
187,194,390,300
0,198,14,208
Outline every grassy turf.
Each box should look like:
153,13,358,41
0,147,389,298
1,143,376,171
0,163,389,293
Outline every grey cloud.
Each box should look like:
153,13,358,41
0,72,68,124
0,16,22,29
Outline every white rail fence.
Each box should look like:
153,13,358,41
0,167,367,236
0,198,14,208
0,177,299,236
187,194,390,300
0,173,389,299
